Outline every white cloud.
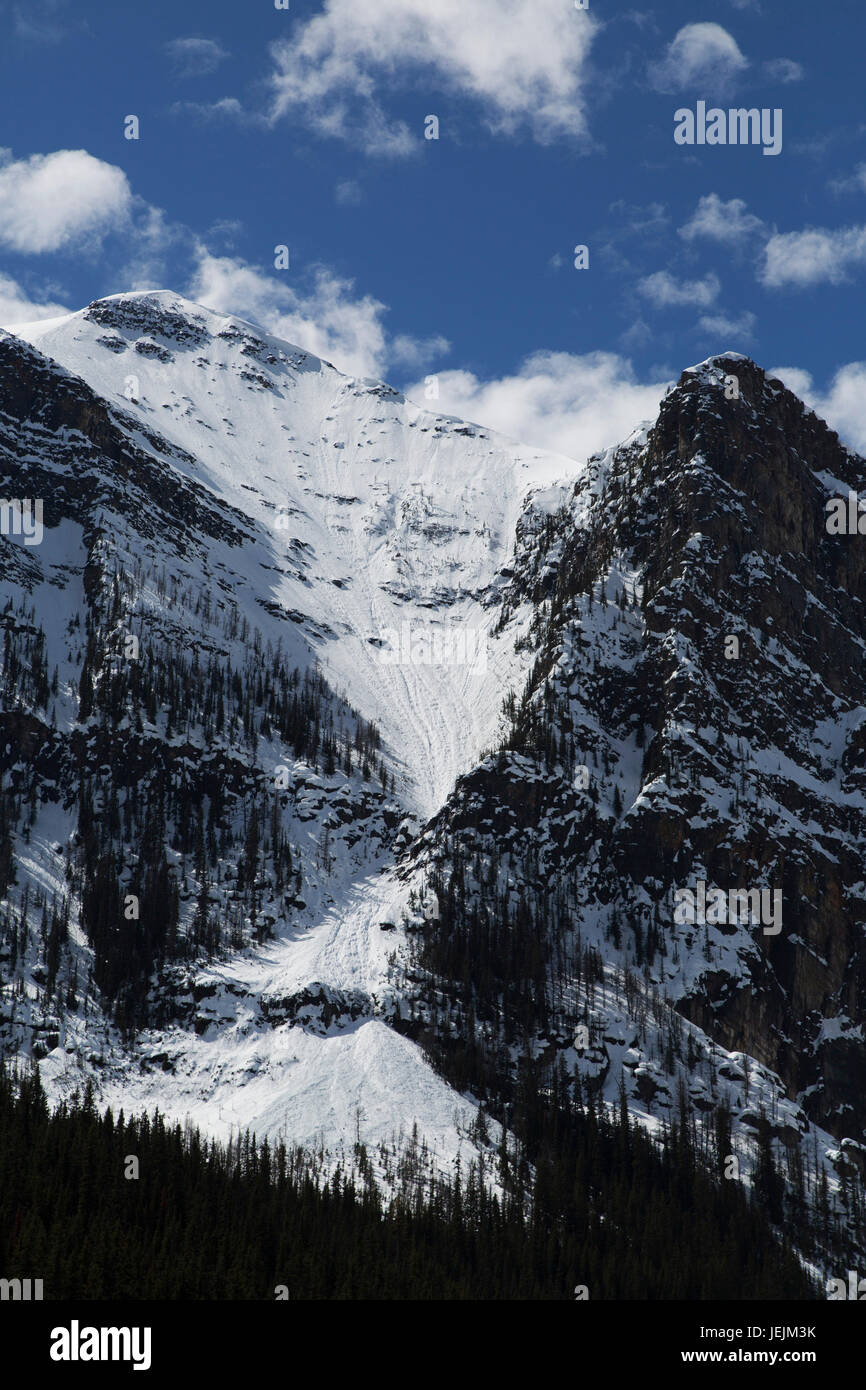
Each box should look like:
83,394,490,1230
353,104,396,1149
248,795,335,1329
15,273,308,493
268,0,599,154
189,250,454,379
767,365,814,400
761,225,866,287
649,23,748,93
188,250,394,378
0,150,132,254
638,270,721,308
763,57,803,83
117,204,183,292
814,363,866,452
405,351,669,462
165,37,229,76
390,333,450,370
0,273,70,327
769,362,866,453
698,309,756,339
679,194,765,244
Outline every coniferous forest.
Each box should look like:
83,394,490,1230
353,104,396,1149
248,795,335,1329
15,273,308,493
0,582,393,1036
0,1065,817,1300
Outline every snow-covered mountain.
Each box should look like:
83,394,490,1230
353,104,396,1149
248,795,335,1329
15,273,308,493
0,290,575,1175
8,290,576,818
1,292,864,1259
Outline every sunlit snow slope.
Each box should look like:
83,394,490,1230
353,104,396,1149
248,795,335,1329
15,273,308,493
12,291,575,821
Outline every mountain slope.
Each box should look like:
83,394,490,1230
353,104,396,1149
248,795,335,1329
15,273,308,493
1,296,865,1271
10,291,575,817
396,353,866,1261
0,291,575,1181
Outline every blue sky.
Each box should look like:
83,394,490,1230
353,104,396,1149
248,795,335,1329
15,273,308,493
0,0,864,462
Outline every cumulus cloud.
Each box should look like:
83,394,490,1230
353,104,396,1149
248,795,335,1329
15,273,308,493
188,250,451,380
187,251,447,380
165,37,229,77
679,194,765,244
0,149,132,253
649,23,748,93
390,333,450,370
767,365,815,401
638,270,721,308
0,273,70,327
267,0,599,154
188,250,391,377
405,351,669,463
813,363,866,452
761,225,866,287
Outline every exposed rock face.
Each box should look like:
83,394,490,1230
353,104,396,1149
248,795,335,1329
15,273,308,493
412,354,866,1146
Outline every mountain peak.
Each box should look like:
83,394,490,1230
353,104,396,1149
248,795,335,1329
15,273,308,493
654,348,854,476
684,349,751,373
9,287,343,383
